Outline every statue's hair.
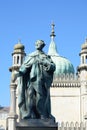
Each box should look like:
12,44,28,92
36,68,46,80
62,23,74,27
35,40,45,46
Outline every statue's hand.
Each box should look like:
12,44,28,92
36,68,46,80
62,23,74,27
11,71,19,82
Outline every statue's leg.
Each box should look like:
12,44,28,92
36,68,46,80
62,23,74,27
20,86,34,119
36,92,46,119
26,87,35,117
19,103,29,119
45,88,51,117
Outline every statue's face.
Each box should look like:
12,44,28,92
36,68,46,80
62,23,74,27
35,40,45,50
36,43,42,50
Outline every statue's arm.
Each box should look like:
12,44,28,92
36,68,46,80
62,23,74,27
11,71,20,82
45,61,55,72
11,55,34,82
50,62,56,71
42,55,56,72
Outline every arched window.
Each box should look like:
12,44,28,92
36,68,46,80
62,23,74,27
86,56,87,64
17,56,19,64
21,56,24,64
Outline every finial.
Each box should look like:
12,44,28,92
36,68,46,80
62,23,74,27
50,22,56,37
85,37,87,43
18,39,21,44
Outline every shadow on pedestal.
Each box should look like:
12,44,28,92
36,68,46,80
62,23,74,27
16,119,58,130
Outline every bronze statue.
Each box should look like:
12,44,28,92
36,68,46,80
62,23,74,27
12,40,55,120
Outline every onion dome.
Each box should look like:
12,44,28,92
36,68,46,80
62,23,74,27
9,40,26,72
48,23,75,76
13,40,25,54
79,38,87,56
77,38,87,72
81,38,87,50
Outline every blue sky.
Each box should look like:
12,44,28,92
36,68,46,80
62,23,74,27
0,0,87,106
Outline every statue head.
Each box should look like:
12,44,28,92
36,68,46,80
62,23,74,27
35,40,45,50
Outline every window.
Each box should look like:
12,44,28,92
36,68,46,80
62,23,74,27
17,56,19,64
86,56,87,64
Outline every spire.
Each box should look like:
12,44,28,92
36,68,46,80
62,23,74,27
50,22,56,39
48,22,59,56
85,37,87,43
81,37,87,50
18,39,21,44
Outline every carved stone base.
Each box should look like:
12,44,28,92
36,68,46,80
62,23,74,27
16,119,58,130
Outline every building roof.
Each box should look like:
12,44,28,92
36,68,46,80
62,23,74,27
0,107,9,113
48,23,75,76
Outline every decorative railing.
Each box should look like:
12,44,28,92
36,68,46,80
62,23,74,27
52,73,80,87
58,122,87,130
53,73,79,81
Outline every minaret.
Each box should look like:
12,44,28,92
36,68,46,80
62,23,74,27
9,40,26,120
78,38,87,121
9,40,26,72
48,22,59,56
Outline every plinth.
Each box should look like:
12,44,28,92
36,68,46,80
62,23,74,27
16,119,58,130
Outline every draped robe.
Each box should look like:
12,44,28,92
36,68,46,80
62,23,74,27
18,50,55,119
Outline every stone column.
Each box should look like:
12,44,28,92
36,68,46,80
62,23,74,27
80,80,87,122
8,82,18,130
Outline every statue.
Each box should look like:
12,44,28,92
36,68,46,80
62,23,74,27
12,40,55,120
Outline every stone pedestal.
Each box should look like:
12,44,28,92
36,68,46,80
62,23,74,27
8,114,18,130
16,119,58,130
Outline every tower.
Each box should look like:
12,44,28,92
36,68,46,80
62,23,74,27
9,40,26,72
9,40,26,117
78,38,87,121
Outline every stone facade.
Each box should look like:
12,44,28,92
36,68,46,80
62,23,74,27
51,75,81,123
0,107,9,130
